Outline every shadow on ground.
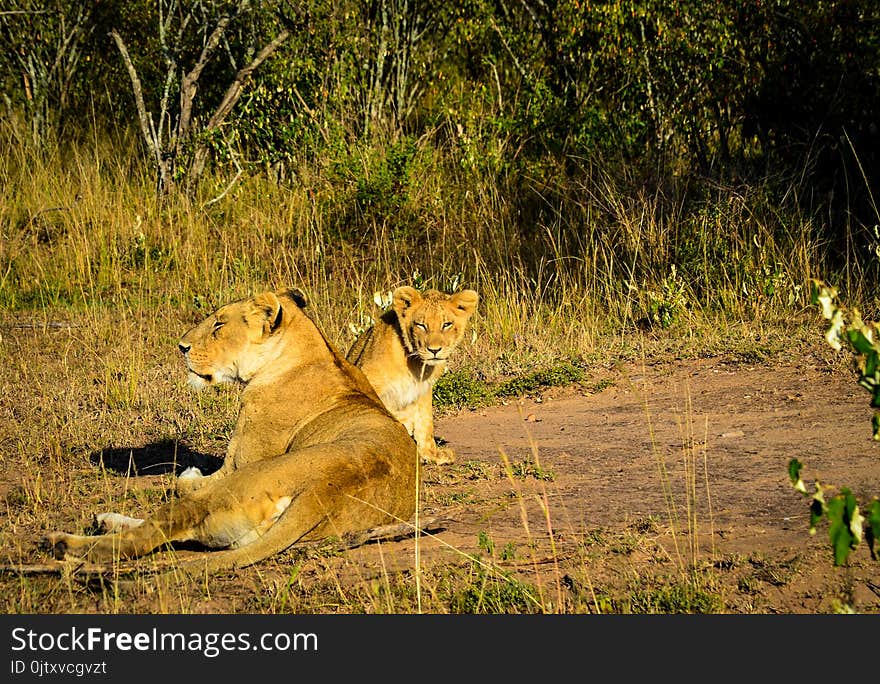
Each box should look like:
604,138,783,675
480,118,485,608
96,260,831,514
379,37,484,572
89,439,222,477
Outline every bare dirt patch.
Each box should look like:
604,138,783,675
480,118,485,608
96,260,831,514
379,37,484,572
420,350,880,613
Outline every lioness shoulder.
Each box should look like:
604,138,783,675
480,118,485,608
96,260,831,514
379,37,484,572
347,286,479,465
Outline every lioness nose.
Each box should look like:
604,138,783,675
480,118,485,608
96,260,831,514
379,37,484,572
427,346,442,356
178,342,191,354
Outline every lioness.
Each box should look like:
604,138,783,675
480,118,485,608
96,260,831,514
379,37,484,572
347,286,479,465
42,289,417,573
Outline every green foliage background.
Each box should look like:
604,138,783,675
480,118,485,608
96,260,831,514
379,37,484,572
2,0,880,308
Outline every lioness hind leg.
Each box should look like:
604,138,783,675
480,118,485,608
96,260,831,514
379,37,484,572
43,520,176,562
42,497,207,562
42,462,304,564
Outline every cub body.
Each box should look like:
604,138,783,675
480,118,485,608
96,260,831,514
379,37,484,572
347,286,479,465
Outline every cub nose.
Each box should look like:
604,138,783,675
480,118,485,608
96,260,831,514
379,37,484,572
178,342,191,355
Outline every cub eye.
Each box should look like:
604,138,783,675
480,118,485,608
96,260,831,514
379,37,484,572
414,322,428,331
441,321,453,330
212,320,225,334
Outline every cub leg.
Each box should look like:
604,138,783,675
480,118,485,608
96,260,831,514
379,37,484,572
409,391,454,465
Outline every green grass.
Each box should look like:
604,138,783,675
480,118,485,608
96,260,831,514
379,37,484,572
433,360,592,411
622,574,724,614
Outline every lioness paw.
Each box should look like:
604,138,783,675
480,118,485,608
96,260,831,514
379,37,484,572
179,466,204,480
38,533,70,560
94,512,144,533
176,466,206,495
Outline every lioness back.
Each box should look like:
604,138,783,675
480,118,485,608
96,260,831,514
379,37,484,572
43,288,417,573
347,286,479,465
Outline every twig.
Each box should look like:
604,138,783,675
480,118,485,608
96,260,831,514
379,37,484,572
187,27,291,187
202,168,243,208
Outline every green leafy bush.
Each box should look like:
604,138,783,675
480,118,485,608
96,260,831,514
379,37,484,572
786,280,880,566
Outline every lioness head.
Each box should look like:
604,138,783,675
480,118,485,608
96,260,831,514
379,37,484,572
392,286,479,365
178,289,307,390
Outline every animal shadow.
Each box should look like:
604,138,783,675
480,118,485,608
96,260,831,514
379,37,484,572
89,439,222,477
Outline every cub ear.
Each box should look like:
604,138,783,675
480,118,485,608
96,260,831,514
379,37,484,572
451,289,479,317
392,286,421,317
252,291,283,333
280,288,307,309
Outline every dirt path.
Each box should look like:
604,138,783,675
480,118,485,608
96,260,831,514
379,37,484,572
375,350,880,613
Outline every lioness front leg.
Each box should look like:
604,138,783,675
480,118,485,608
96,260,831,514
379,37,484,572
175,456,237,496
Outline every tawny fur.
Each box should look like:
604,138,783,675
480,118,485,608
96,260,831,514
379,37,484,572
42,289,417,573
347,286,479,465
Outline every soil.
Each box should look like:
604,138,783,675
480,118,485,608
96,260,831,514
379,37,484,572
367,348,880,613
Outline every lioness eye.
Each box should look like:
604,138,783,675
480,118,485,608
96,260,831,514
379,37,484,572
415,322,427,330
212,320,224,333
441,321,453,329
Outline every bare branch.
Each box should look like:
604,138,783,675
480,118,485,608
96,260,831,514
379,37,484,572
205,29,290,131
187,27,291,188
489,17,531,84
109,31,161,173
178,2,248,139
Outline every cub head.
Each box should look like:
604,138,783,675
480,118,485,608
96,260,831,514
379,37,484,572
392,286,479,365
178,289,307,390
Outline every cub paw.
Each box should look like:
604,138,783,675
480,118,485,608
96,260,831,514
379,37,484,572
421,446,456,465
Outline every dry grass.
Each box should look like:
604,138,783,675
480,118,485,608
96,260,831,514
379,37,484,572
0,130,848,614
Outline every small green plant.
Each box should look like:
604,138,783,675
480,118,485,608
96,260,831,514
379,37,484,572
434,359,588,411
494,360,586,399
445,532,540,614
432,370,495,410
510,458,555,482
737,575,760,595
645,264,688,329
786,279,880,566
788,459,879,566
622,574,724,614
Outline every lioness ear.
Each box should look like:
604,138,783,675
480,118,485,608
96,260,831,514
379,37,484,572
252,291,283,333
392,286,420,317
451,289,479,318
281,288,307,309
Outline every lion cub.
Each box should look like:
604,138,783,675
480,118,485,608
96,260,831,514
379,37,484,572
347,286,479,465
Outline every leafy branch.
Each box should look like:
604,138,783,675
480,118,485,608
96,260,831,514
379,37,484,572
788,458,879,565
813,279,880,438
785,279,880,566
110,0,291,196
